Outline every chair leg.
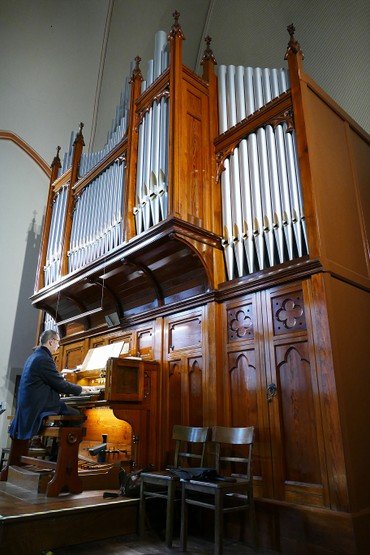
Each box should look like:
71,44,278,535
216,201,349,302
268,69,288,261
249,495,258,549
139,479,146,537
165,479,176,547
214,489,224,555
180,482,188,552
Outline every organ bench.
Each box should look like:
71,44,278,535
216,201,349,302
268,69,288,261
0,414,86,497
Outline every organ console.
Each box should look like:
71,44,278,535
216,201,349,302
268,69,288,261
27,12,369,553
60,344,159,486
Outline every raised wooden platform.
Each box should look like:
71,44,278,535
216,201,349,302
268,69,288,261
0,482,137,555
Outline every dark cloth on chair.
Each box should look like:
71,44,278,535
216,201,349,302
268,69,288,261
9,346,82,440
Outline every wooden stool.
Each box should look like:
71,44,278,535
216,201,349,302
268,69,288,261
1,415,86,496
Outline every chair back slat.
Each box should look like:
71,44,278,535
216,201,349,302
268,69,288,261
211,426,254,477
212,426,254,445
172,425,210,468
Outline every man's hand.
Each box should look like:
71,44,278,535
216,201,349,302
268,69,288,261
80,385,102,394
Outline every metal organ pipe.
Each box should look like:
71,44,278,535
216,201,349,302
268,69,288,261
134,29,169,234
67,157,126,273
44,186,68,285
218,64,307,279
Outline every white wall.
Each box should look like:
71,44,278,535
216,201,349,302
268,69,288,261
0,0,108,444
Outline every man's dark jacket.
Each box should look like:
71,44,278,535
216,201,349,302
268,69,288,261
9,346,82,439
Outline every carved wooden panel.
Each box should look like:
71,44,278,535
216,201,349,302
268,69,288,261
89,336,107,350
137,328,153,359
61,340,86,369
271,291,306,335
188,357,203,426
275,341,321,485
185,90,203,219
227,303,254,342
228,349,261,477
108,332,132,357
168,316,202,352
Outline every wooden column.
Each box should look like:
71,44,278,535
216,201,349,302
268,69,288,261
124,56,143,242
167,10,184,219
35,146,61,291
284,24,320,259
60,123,85,276
201,36,226,286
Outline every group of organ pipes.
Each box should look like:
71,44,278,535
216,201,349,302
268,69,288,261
39,15,306,290
30,12,369,554
218,64,307,278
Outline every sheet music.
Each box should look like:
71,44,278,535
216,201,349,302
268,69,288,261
80,341,125,371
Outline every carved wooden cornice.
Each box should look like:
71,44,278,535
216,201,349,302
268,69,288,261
73,138,128,196
137,88,170,127
135,69,170,115
214,92,294,182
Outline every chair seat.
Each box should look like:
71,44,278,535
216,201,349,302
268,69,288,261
141,469,180,482
186,476,250,491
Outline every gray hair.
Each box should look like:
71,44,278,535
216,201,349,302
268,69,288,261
40,329,59,345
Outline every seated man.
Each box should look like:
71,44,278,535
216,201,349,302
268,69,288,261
9,329,84,442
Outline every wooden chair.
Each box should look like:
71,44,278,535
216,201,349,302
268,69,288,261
139,424,210,547
180,426,255,555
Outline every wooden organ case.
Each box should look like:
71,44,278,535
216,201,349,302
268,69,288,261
31,14,369,555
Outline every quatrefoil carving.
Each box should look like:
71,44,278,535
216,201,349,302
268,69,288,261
276,298,303,329
229,309,253,339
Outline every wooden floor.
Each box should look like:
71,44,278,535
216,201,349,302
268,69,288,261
0,482,137,555
0,482,275,555
51,531,276,554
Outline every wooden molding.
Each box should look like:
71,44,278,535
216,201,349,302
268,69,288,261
0,130,51,178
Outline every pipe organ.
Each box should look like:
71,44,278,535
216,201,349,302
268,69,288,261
30,13,369,554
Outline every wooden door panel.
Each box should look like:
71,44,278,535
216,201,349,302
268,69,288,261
275,341,322,485
223,294,271,498
264,284,326,507
228,349,261,478
168,315,202,353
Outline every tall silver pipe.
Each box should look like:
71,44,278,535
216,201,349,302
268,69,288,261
238,139,254,273
221,159,234,280
257,127,275,267
266,125,284,264
230,148,245,277
247,133,265,270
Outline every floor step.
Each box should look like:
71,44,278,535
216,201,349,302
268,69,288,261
7,464,53,494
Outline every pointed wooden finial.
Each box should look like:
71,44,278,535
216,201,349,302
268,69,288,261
284,24,304,60
201,35,217,65
169,10,185,40
74,122,85,146
51,145,61,167
130,55,143,83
